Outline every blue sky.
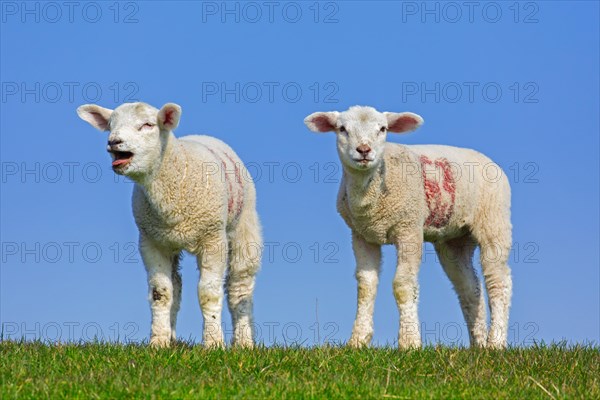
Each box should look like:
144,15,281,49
1,1,598,346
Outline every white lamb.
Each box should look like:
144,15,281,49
305,106,512,348
77,102,262,348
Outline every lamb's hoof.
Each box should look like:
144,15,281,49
486,340,507,349
347,333,372,348
232,338,254,349
150,336,172,348
204,339,225,349
398,337,421,349
486,329,507,349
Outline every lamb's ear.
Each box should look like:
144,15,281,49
158,103,182,131
304,111,339,133
77,104,113,131
384,112,424,133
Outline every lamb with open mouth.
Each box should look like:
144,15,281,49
109,150,134,169
76,101,263,349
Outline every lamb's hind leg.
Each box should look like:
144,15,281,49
226,208,262,348
435,236,487,346
473,214,513,348
197,232,228,348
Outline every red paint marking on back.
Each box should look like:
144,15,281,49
420,155,456,228
200,144,245,222
222,151,245,218
204,146,235,217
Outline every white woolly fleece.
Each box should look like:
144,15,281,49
78,102,262,348
305,106,512,349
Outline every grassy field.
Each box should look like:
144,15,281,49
1,341,598,399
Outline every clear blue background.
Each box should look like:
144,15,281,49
1,1,598,346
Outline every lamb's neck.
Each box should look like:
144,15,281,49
139,133,189,217
342,161,385,211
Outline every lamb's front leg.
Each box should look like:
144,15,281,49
393,231,423,349
139,235,175,347
197,233,228,348
348,233,382,347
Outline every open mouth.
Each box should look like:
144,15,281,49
110,151,134,168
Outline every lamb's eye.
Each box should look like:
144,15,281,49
380,126,386,133
139,123,154,130
339,126,347,133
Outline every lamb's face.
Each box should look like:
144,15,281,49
334,107,389,170
77,102,181,179
105,103,163,177
304,106,424,172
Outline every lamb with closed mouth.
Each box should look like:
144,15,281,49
305,106,513,348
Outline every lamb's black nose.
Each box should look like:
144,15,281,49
108,139,123,146
356,145,371,155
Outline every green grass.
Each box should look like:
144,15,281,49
1,341,598,399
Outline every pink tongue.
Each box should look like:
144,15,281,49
112,158,130,167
